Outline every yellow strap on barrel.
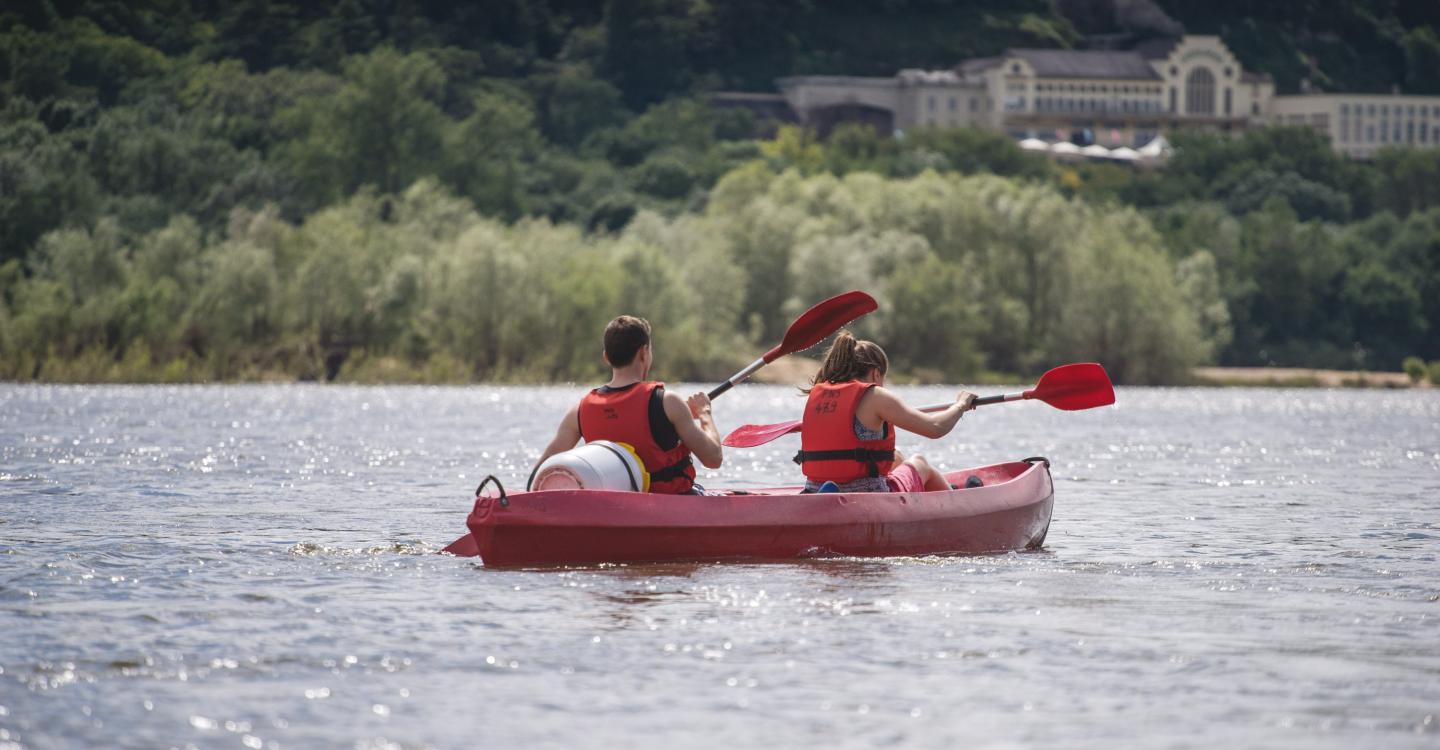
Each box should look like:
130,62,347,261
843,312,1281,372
615,442,651,492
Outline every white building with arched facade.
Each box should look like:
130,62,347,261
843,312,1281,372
776,35,1440,157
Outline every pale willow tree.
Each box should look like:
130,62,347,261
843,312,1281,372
695,164,1215,383
11,221,128,363
190,241,280,359
1049,208,1207,384
707,168,807,341
1175,251,1234,361
619,210,748,379
119,217,204,354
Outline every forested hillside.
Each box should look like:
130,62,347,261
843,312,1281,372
2,0,1439,383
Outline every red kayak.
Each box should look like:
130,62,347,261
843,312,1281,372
443,458,1054,566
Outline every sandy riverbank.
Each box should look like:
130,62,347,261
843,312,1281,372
1191,367,1423,388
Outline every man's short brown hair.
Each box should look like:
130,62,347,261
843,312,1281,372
604,315,651,367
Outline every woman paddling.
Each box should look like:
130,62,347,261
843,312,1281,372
796,332,975,493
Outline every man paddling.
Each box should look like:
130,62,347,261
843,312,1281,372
534,315,723,494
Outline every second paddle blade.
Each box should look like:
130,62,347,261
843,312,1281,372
723,419,802,448
1031,363,1115,411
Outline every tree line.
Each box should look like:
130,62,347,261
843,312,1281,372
3,1,1440,382
0,171,1222,385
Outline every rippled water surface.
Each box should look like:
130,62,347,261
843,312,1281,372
1,384,1437,749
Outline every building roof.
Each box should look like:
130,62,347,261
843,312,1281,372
957,57,1003,75
1005,48,1162,80
1134,37,1181,60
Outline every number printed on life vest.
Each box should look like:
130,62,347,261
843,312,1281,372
813,399,838,414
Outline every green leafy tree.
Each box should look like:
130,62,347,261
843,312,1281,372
1224,169,1352,222
0,111,102,262
1402,26,1440,94
1373,147,1440,217
280,47,448,202
529,63,628,148
444,91,540,219
0,18,169,104
602,0,703,108
177,59,339,150
1403,355,1427,382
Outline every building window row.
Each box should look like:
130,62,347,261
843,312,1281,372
1340,115,1440,145
1036,82,1162,95
1034,97,1162,114
926,95,990,114
1344,103,1440,118
924,116,967,127
1347,120,1440,144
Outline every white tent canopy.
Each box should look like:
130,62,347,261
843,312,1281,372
1109,146,1140,161
1081,144,1112,158
1019,138,1050,151
1050,141,1081,155
1137,135,1172,159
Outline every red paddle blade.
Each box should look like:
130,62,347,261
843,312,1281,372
723,419,802,447
1029,363,1115,411
766,291,877,362
441,533,481,557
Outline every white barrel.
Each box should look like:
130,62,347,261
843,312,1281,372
531,441,650,492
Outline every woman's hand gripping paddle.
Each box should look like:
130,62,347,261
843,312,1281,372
443,291,880,556
721,362,1116,448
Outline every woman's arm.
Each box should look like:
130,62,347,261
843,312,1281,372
865,387,976,439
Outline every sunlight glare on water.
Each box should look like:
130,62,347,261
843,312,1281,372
1,384,1437,748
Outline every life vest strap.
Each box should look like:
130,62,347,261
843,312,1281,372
792,448,896,478
649,455,694,483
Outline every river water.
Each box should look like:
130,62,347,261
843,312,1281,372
1,384,1436,749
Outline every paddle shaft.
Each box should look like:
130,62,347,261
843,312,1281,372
708,353,770,400
910,390,1030,413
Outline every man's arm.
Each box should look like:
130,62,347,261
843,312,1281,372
533,402,582,471
663,390,723,469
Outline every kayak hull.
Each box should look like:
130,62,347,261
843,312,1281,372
455,459,1053,566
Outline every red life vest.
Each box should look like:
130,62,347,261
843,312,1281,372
795,380,896,483
577,381,695,494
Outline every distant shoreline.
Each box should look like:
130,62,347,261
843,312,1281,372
760,361,1430,389
1190,366,1424,388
